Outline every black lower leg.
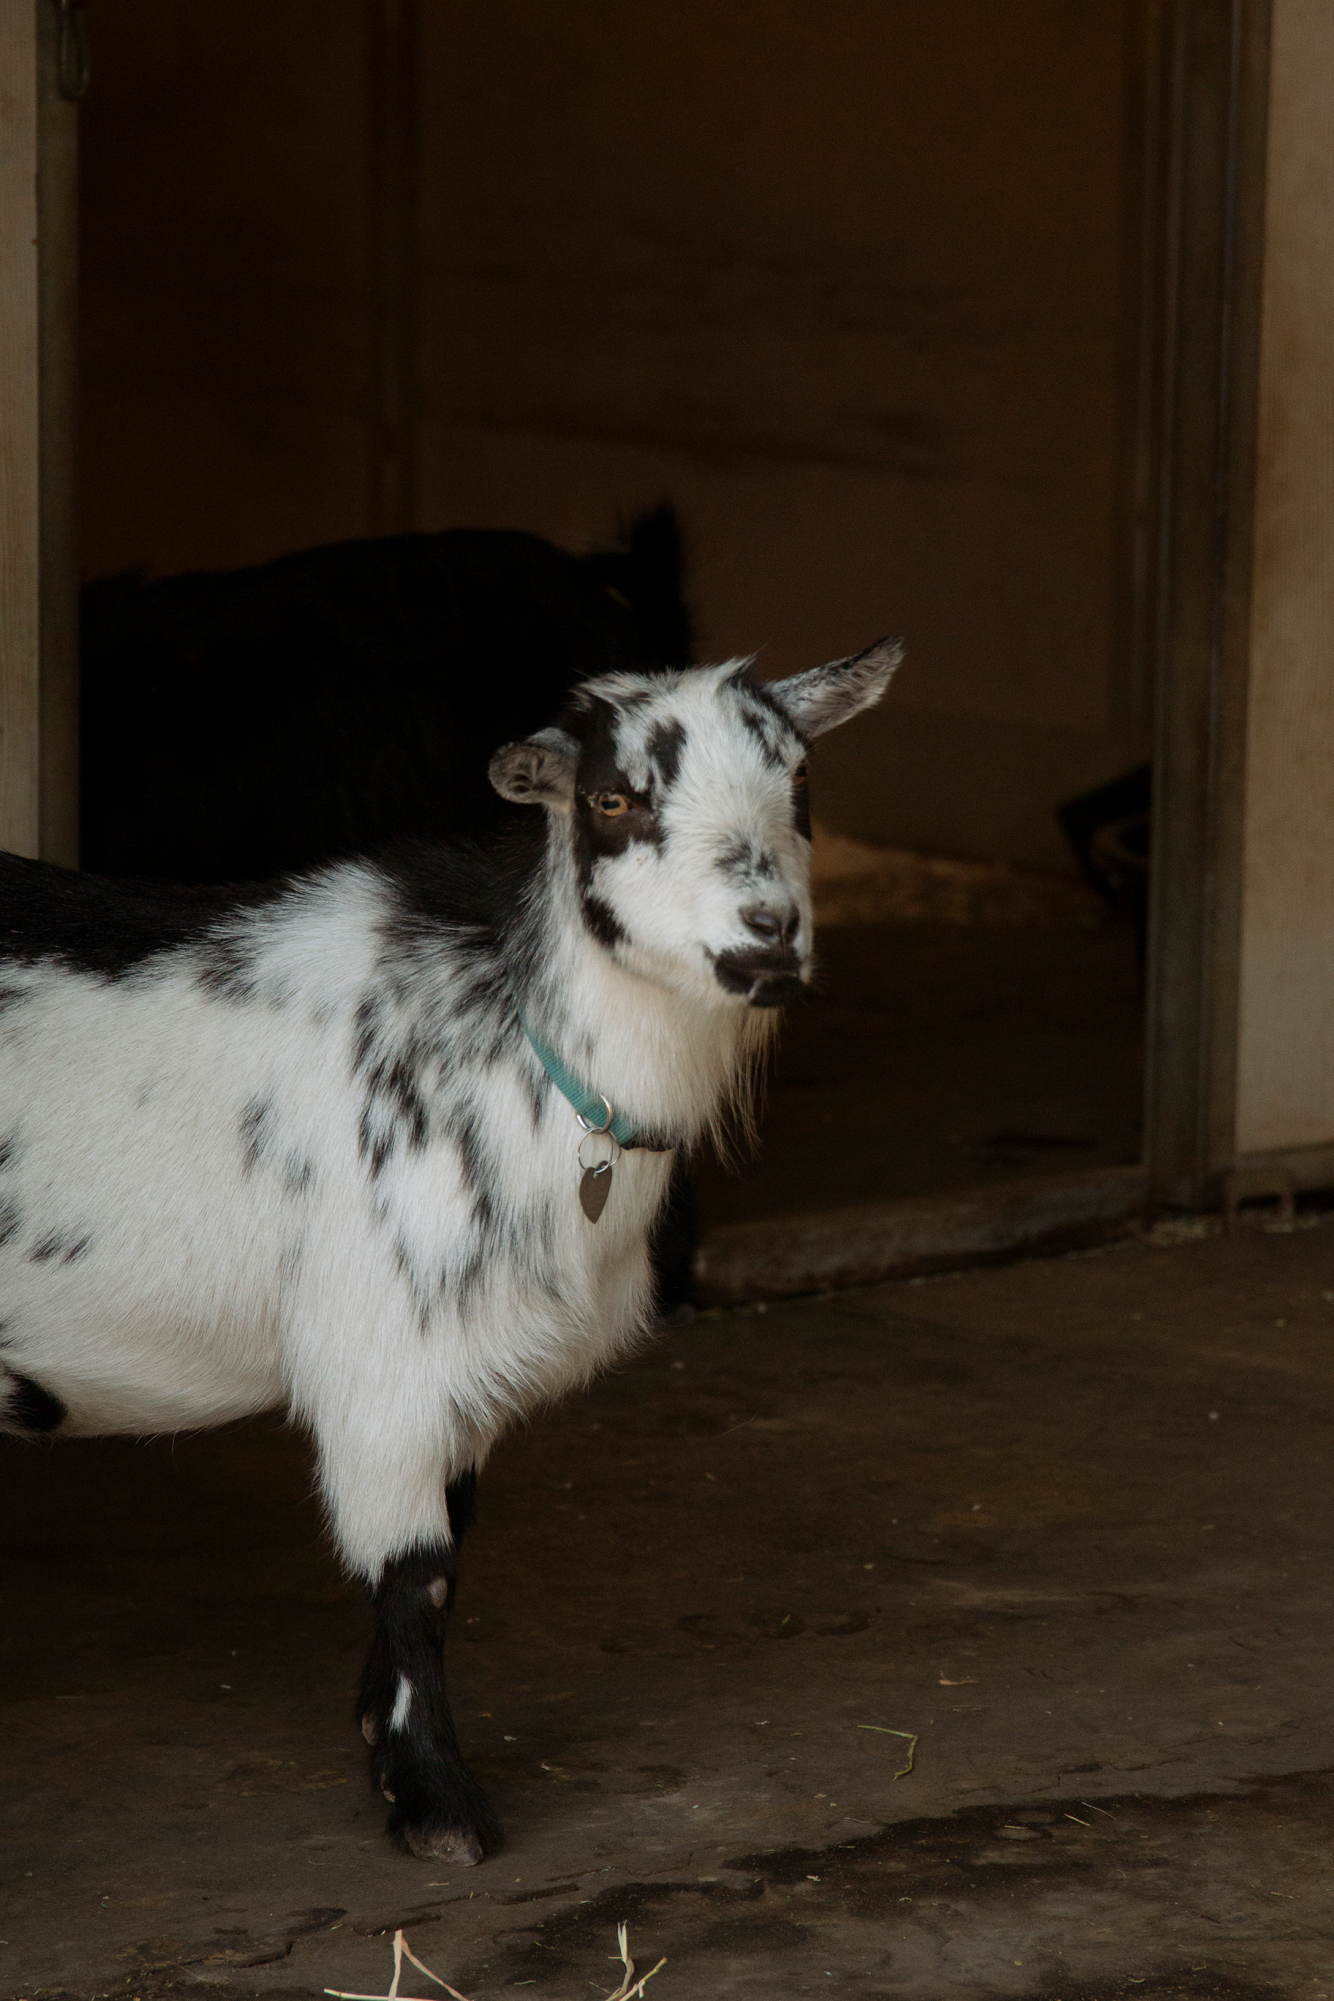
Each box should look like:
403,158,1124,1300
357,1471,500,1863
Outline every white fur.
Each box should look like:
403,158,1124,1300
390,1675,415,1731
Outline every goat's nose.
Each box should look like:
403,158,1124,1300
740,902,799,947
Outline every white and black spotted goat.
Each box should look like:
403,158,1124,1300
0,640,898,1862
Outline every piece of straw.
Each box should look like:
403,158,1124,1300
856,1724,919,1778
323,1922,665,2001
603,1921,667,2001
324,1926,474,2001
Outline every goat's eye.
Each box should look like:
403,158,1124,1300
593,792,631,818
793,762,808,789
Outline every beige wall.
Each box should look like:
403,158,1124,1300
1234,0,1334,1156
82,1,1141,869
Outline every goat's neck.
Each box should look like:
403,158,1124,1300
512,827,762,1145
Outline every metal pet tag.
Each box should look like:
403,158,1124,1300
576,1115,620,1225
579,1162,614,1223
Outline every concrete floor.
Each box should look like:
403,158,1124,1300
696,926,1144,1225
5,1220,1334,2001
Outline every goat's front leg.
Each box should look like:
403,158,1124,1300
357,1471,501,1863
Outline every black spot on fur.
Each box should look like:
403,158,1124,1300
448,1246,486,1314
446,1104,489,1217
388,1063,430,1149
0,1197,22,1249
559,696,661,950
369,828,547,1054
351,987,434,1183
238,1096,274,1173
283,1154,317,1198
0,1131,19,1173
392,1232,434,1331
28,1230,92,1265
356,1068,430,1180
196,929,265,1003
352,992,379,1072
734,675,805,762
0,984,27,1019
4,1370,66,1433
647,717,686,791
715,838,776,881
581,893,627,951
360,1105,396,1182
435,1102,509,1313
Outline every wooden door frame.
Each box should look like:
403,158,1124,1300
0,0,78,866
1141,0,1274,1210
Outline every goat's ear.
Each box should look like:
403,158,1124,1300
765,636,903,739
489,728,579,810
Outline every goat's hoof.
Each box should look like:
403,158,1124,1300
373,1749,501,1864
402,1820,490,1866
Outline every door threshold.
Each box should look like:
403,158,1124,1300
693,1163,1149,1306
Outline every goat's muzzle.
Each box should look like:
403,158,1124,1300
711,948,807,1009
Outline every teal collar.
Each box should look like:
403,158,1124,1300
520,1014,663,1150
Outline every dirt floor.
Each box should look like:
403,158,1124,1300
695,925,1144,1225
5,1218,1334,2001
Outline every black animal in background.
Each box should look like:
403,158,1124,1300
79,504,699,1307
82,505,694,882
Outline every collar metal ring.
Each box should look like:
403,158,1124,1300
577,1126,621,1173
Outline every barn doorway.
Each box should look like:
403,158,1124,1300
64,2,1161,1287
5,1,1323,1271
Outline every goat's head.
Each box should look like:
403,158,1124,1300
489,638,901,1008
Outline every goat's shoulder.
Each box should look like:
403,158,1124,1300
373,824,545,940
